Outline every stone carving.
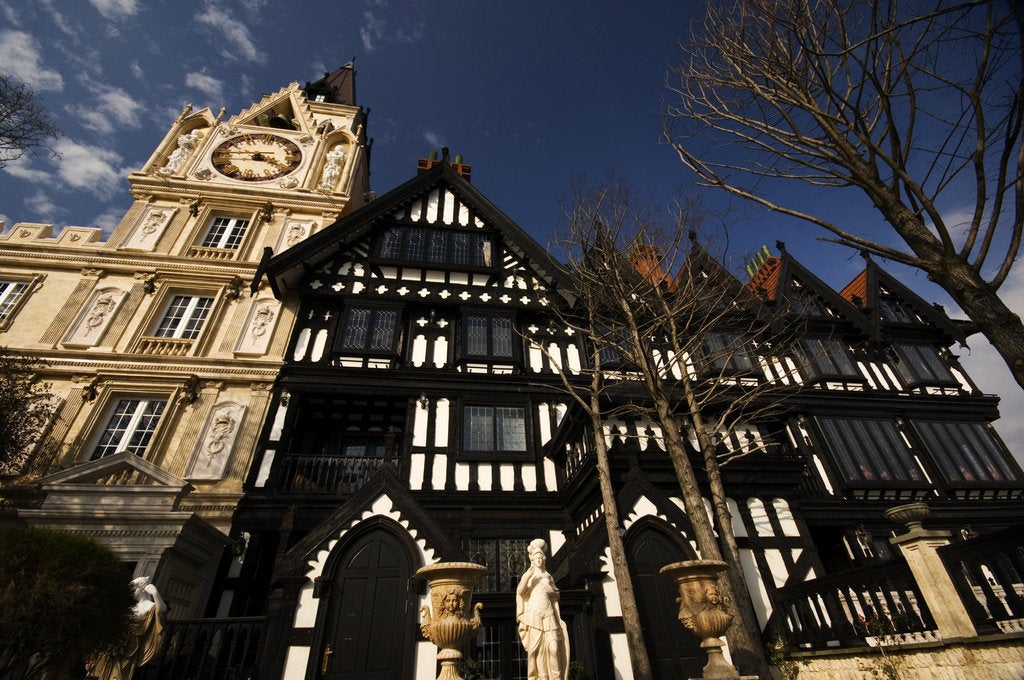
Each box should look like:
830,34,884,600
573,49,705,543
516,539,569,680
159,129,201,175
186,402,246,480
660,559,742,679
317,144,345,192
84,293,119,335
234,299,281,355
416,562,487,680
277,219,314,251
87,577,167,680
63,288,125,347
121,208,174,251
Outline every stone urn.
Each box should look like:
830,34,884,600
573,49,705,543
660,559,740,679
884,502,929,532
416,561,487,680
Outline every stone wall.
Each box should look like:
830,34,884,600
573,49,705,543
791,635,1024,680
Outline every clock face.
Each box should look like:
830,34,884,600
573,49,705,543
211,133,302,182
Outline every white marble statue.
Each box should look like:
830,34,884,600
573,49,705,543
87,577,167,680
159,129,201,175
516,539,570,680
317,144,345,191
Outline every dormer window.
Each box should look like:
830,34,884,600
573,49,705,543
888,344,956,387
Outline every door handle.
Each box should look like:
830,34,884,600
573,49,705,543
321,643,334,674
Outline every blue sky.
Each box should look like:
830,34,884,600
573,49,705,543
1,0,1022,458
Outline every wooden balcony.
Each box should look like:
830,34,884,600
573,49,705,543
275,453,394,493
939,526,1024,634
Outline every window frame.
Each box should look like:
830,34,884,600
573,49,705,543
200,215,250,250
335,304,403,355
0,275,42,331
888,343,958,388
376,224,495,269
911,420,1022,486
462,312,517,360
698,331,758,375
461,403,530,461
154,294,215,340
89,397,167,460
814,415,928,488
800,337,860,382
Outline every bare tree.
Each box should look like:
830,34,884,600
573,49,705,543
528,304,655,679
555,183,803,678
666,0,1024,389
0,72,60,168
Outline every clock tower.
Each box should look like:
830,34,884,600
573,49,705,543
119,63,369,259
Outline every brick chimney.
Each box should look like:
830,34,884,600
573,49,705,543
629,242,677,292
417,147,472,182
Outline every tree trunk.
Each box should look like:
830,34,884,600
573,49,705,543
693,417,772,679
589,408,654,680
926,259,1024,391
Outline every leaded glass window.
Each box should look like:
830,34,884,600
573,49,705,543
339,307,400,352
913,421,1021,483
464,314,515,358
889,344,956,387
464,406,527,452
463,538,532,592
816,416,925,484
376,225,492,267
801,338,859,379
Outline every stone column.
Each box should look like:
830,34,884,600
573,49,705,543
886,504,977,640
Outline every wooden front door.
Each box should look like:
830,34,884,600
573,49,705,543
319,528,414,680
627,525,703,679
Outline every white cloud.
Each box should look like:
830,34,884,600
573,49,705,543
24,190,61,221
195,4,263,63
53,139,129,199
91,205,126,237
423,130,445,149
2,155,53,184
69,85,145,136
360,11,385,51
0,30,64,90
185,71,225,100
130,60,144,80
87,0,138,19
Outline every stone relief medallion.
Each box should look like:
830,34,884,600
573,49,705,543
62,288,127,347
234,298,282,355
120,208,176,251
186,402,246,480
276,219,315,252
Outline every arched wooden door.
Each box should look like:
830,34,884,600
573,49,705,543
318,527,416,680
626,523,703,679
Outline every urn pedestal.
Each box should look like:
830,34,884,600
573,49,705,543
416,561,488,680
660,559,750,680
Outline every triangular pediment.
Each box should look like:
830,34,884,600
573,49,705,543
750,252,874,337
273,465,462,581
266,163,574,305
839,260,968,345
230,85,317,134
38,451,189,490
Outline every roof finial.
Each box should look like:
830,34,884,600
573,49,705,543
775,240,787,253
441,147,450,162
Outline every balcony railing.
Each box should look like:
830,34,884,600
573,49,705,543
275,454,393,493
136,616,265,680
772,557,936,650
939,526,1024,634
